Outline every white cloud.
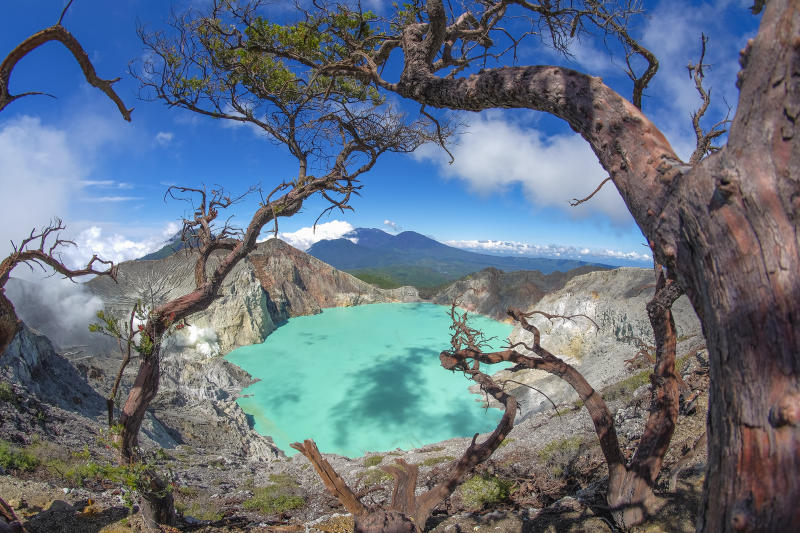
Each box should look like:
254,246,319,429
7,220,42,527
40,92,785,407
0,112,135,259
59,226,166,268
276,220,354,250
414,114,632,224
447,238,652,264
5,275,106,350
383,220,402,233
155,131,174,146
0,116,79,257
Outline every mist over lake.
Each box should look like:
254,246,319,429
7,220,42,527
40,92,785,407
226,302,512,457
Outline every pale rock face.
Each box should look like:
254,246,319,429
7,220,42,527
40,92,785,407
1,324,56,388
479,268,703,420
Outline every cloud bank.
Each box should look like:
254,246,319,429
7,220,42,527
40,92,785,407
0,116,79,257
447,238,652,266
413,114,632,224
276,220,354,250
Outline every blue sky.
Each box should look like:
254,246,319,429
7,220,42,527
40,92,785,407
0,0,761,270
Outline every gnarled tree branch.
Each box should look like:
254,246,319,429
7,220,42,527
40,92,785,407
1,24,132,119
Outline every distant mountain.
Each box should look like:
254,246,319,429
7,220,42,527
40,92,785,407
306,228,612,288
138,229,201,261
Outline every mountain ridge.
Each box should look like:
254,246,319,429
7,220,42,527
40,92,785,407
308,227,612,287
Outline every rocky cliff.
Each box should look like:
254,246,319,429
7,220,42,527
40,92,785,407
431,265,606,320
476,268,703,420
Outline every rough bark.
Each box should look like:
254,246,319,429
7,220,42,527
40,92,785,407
0,292,20,356
371,1,800,529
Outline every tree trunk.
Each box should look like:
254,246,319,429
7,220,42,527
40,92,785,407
0,292,20,356
658,2,800,529
607,272,682,528
116,344,176,527
386,1,799,528
118,353,160,462
139,468,176,529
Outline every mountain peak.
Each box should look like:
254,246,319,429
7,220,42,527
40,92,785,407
342,227,395,248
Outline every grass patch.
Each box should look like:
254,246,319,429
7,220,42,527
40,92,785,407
175,493,225,522
363,455,383,467
0,440,40,472
419,445,445,453
0,381,16,404
357,468,393,486
498,438,515,448
419,455,455,467
602,370,651,402
538,436,588,478
457,474,513,510
538,436,585,462
243,474,304,515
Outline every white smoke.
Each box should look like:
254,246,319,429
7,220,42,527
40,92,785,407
5,275,106,351
170,325,221,358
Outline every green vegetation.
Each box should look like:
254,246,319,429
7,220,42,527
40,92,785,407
538,436,588,478
243,474,305,515
357,468,393,486
498,438,515,448
0,381,15,403
538,436,585,462
0,440,40,472
175,489,225,522
348,265,453,290
457,474,513,510
363,455,383,467
602,369,651,402
419,455,455,467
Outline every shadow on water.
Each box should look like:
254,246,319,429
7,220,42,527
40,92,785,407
245,413,256,430
329,346,428,447
327,345,491,449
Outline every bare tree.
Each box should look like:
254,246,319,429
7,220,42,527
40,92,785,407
0,4,127,528
0,219,117,355
226,1,800,529
441,273,682,528
87,4,447,524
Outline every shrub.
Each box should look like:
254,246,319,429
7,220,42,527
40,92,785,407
363,455,383,467
244,474,304,515
602,370,651,401
538,436,586,478
419,455,455,467
458,474,513,510
0,440,39,472
0,381,15,403
356,468,393,486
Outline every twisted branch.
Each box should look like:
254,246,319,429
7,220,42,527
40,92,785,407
1,24,132,119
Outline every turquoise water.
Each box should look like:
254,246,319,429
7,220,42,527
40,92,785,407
225,302,513,457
